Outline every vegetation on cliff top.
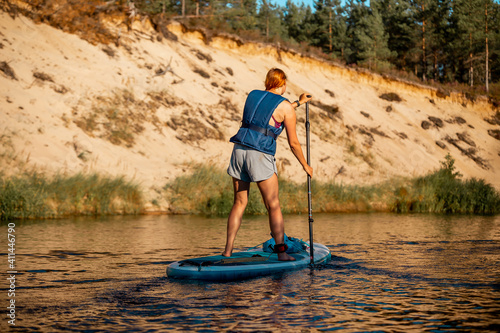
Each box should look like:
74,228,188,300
2,0,499,104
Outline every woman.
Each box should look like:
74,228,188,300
223,68,313,261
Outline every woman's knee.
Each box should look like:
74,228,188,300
233,195,248,208
264,196,280,212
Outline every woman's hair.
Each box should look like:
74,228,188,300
265,68,287,90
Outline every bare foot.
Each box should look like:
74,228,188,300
222,251,232,257
277,252,296,261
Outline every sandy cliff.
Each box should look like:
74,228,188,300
1,11,499,211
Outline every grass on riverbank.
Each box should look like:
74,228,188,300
164,165,392,215
392,154,500,215
0,172,143,220
2,156,497,220
165,155,500,216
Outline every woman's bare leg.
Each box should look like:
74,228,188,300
257,173,295,261
222,178,250,257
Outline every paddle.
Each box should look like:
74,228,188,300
305,100,314,265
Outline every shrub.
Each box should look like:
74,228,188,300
391,154,500,214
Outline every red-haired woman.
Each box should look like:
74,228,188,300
223,68,313,261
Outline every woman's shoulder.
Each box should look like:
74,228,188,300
277,98,293,112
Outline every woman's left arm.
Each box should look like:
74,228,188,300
283,102,313,177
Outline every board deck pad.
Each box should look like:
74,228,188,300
167,242,331,281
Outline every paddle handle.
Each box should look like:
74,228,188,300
306,101,314,265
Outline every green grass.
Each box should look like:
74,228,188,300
391,154,500,215
164,164,267,215
0,172,143,220
2,156,497,220
164,156,500,216
164,164,389,216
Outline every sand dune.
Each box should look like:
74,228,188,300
1,11,498,212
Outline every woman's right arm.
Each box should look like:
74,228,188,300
282,102,313,178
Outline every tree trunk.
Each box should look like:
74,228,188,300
266,16,269,39
485,3,489,92
182,0,185,18
329,9,332,52
469,32,473,87
422,2,426,81
433,51,438,81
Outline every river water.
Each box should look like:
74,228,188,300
1,213,499,332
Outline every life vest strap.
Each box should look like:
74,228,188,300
241,122,277,140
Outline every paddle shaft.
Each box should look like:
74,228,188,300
305,101,314,265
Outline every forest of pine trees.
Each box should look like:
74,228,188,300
131,0,499,94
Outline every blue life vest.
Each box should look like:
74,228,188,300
229,90,286,156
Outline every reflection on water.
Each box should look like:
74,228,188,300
1,214,499,331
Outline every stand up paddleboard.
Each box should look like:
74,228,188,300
167,240,331,281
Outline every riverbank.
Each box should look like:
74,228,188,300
2,156,498,220
0,172,142,220
1,9,499,213
164,155,500,216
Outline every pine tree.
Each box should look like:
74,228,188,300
409,0,433,81
257,0,285,41
312,0,348,59
427,0,452,82
451,0,484,86
300,5,321,47
283,0,304,44
483,0,497,92
446,0,498,89
375,0,416,72
214,0,259,33
346,0,394,70
489,0,500,86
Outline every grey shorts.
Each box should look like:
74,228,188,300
227,144,278,182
